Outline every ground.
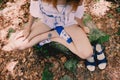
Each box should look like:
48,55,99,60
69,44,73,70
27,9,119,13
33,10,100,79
0,0,120,80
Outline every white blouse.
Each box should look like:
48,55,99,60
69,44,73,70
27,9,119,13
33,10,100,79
30,0,85,28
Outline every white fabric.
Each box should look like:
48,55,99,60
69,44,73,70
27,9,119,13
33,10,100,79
30,0,85,28
30,0,43,18
39,39,51,46
60,29,71,41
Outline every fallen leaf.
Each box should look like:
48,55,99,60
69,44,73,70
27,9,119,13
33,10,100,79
6,61,18,75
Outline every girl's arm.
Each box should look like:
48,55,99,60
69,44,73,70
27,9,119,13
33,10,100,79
74,0,89,33
75,17,85,27
22,0,40,39
23,15,35,39
75,17,90,33
26,15,35,29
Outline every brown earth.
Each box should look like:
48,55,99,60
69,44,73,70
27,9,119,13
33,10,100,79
0,0,120,80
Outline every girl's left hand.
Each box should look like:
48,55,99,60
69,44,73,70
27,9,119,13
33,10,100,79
82,27,90,34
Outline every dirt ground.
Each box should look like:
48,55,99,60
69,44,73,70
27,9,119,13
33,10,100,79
0,0,120,80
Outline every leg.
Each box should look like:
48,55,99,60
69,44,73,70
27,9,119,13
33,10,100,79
64,25,93,59
19,30,79,55
26,19,51,41
2,23,92,59
20,24,93,59
63,25,96,71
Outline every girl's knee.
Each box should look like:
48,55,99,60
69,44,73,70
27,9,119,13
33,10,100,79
78,48,93,59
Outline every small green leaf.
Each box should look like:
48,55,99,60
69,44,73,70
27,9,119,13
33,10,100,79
60,75,73,80
64,58,78,72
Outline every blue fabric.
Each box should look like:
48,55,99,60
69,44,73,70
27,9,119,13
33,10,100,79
54,26,64,35
55,26,72,43
67,38,72,43
97,58,107,65
96,47,105,55
85,60,97,66
85,54,97,66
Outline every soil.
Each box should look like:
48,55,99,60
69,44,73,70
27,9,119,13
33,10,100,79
0,0,120,80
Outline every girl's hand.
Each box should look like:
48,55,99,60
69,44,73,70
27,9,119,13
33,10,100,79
82,27,90,34
75,17,90,34
23,27,31,40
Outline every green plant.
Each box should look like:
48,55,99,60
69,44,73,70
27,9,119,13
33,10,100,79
50,42,70,52
0,0,2,3
64,58,78,73
83,14,92,25
60,75,73,80
97,35,110,44
83,13,110,43
42,63,53,80
33,41,72,58
88,28,110,44
33,44,50,58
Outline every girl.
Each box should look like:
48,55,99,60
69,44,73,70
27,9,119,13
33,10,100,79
2,0,107,71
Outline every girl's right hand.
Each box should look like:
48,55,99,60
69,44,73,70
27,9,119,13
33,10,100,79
23,27,31,40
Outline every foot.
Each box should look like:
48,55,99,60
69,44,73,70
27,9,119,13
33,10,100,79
95,44,107,70
85,54,96,71
2,43,16,51
2,31,28,51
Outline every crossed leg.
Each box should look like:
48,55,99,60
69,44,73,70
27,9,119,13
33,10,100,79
20,23,93,59
26,20,51,41
2,19,93,59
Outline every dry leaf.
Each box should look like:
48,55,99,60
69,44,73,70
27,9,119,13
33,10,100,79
6,61,18,75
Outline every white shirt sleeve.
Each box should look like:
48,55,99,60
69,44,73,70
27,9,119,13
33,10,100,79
30,0,42,18
74,4,85,19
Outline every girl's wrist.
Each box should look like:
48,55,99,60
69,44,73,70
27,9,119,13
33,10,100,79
24,25,31,30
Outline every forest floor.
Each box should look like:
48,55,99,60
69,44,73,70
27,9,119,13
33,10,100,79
0,0,120,80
